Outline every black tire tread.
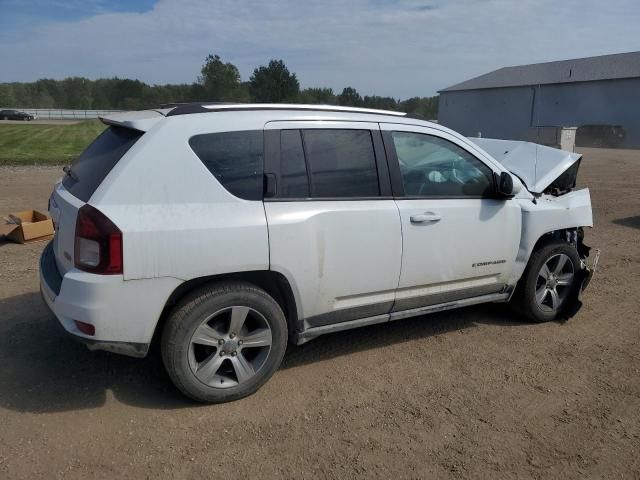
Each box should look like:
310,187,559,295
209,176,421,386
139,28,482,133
161,281,287,403
513,241,581,323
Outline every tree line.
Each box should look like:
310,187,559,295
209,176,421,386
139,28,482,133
0,55,438,118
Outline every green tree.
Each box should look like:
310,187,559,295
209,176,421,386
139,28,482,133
0,84,16,107
362,95,398,111
249,59,300,103
337,87,362,107
0,63,441,116
297,87,335,105
399,96,438,119
198,54,243,101
60,77,93,109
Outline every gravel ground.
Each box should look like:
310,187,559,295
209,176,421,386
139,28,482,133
0,148,639,479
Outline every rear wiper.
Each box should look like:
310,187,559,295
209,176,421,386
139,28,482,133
63,165,79,182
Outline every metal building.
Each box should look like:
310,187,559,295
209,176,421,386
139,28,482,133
438,51,640,148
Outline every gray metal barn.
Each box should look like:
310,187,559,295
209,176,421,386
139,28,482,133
438,51,640,148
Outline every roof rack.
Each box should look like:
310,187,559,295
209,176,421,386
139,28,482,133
159,101,234,109
165,103,407,117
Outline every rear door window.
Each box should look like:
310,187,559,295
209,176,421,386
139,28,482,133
189,130,264,201
302,129,380,198
62,126,143,202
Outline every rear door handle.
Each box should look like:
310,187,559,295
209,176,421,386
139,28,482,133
410,212,442,224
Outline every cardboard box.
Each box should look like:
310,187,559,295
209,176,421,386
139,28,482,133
0,210,54,244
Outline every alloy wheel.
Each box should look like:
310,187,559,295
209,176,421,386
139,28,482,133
535,253,575,312
188,306,273,389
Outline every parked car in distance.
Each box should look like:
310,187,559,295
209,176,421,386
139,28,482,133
40,104,598,403
0,109,35,121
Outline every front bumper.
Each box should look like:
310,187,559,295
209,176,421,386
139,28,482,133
579,248,600,294
39,241,150,358
562,247,600,319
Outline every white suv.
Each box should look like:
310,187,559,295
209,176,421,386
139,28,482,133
40,104,597,403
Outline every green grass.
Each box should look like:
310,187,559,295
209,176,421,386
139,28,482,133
0,120,106,165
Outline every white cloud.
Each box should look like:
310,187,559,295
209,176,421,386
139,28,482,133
1,0,639,97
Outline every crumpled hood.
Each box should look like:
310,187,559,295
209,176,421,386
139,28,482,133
468,138,582,194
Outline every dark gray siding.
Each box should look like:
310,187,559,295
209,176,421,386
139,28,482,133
439,87,534,140
438,78,640,148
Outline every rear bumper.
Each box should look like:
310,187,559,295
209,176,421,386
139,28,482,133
39,242,181,358
41,288,149,358
40,242,149,358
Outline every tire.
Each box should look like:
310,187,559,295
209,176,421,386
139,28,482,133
161,281,288,403
513,241,581,323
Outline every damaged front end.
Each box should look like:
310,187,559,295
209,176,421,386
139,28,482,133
468,137,583,195
576,232,600,295
559,227,601,318
469,137,600,318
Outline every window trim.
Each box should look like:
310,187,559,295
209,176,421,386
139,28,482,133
381,130,501,200
264,126,392,202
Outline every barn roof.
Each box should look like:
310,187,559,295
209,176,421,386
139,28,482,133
440,51,640,92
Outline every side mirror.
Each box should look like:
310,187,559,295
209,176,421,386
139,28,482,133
495,171,517,198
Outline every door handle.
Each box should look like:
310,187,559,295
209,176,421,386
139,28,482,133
410,212,442,224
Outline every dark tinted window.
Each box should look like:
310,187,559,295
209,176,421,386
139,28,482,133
189,130,264,200
392,132,494,197
303,129,379,198
280,130,309,198
62,126,143,202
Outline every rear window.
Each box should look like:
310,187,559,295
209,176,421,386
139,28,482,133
189,130,264,201
62,126,143,202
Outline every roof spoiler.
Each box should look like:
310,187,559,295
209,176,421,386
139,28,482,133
99,109,168,132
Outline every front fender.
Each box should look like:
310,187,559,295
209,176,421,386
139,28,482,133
511,188,593,283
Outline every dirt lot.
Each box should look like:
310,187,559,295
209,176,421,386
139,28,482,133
0,148,639,479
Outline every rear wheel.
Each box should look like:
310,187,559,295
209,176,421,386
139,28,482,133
161,282,287,403
514,242,581,322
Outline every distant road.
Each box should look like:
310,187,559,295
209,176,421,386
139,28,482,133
0,119,82,125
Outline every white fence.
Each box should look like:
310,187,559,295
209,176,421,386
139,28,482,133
4,108,124,120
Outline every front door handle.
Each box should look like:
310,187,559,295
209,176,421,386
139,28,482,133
410,212,442,224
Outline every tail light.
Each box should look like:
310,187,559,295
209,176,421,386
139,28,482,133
74,205,123,274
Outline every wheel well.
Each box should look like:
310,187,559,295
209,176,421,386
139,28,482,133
530,227,584,254
151,271,300,348
511,227,585,301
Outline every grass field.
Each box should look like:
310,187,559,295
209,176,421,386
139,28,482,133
0,120,106,165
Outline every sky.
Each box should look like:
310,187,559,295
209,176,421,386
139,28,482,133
1,0,639,98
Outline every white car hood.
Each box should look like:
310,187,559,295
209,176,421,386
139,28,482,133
468,138,582,194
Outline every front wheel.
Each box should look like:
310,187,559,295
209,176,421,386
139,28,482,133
514,242,581,322
161,282,288,403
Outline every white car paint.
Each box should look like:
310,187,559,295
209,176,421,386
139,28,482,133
379,122,522,302
40,105,594,357
41,268,181,345
266,200,402,325
511,189,593,283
